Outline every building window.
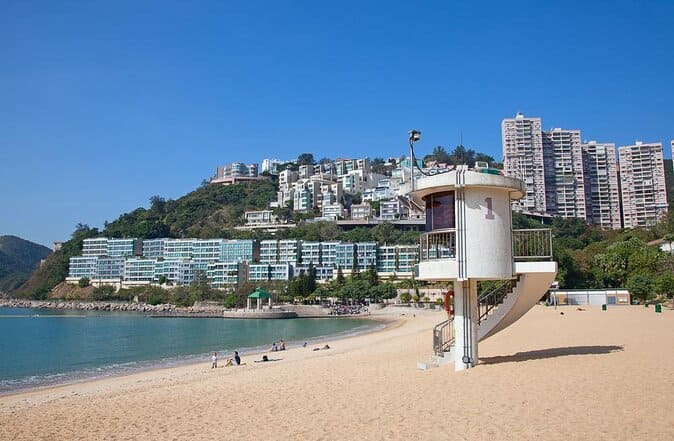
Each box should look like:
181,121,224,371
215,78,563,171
424,191,455,231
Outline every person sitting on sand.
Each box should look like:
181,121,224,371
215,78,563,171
225,358,233,367
211,352,218,369
322,344,331,350
271,342,278,352
234,351,241,366
303,341,307,348
280,340,286,351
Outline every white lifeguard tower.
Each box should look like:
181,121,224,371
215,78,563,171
410,165,557,371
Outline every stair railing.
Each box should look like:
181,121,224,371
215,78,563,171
433,317,455,357
478,278,517,324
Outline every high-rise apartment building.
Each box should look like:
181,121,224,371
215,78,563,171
502,113,546,212
542,128,586,219
582,141,621,229
618,141,668,228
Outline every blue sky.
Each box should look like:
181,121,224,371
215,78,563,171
1,1,673,246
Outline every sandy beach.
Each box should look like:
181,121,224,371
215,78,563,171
1,305,673,440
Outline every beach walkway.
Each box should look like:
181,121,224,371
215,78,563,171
1,305,673,440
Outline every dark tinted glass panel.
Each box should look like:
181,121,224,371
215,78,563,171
424,191,455,231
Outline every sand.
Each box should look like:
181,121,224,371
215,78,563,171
1,305,673,440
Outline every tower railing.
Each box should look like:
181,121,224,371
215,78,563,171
419,228,552,262
419,228,456,261
512,228,553,261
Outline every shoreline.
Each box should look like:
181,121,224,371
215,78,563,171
0,298,391,319
0,311,403,398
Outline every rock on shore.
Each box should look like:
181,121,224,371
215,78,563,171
0,298,225,314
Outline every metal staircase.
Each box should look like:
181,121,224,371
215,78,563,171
432,277,520,358
478,277,519,325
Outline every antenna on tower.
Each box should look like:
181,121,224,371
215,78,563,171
460,129,463,147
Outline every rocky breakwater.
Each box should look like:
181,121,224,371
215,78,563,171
0,298,186,313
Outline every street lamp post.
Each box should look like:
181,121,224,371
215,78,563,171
408,129,421,192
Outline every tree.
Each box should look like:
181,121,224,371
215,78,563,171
297,153,315,166
474,153,496,165
431,146,451,164
273,201,294,224
78,277,90,288
400,292,411,303
371,157,389,175
365,264,378,287
449,145,476,167
593,237,662,288
655,273,674,299
149,195,166,213
626,273,654,302
223,294,238,309
92,284,115,300
336,266,345,285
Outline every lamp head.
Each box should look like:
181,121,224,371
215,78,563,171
408,129,421,144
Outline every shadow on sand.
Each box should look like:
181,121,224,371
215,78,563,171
479,345,624,365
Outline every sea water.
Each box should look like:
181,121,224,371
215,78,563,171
0,307,376,394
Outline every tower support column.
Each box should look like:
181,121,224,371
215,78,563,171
453,279,479,371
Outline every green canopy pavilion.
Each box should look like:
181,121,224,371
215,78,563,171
247,287,273,310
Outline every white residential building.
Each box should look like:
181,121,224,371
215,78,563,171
298,164,314,179
582,141,621,229
245,210,278,226
321,242,339,267
207,262,243,288
322,203,343,220
618,141,669,228
502,113,546,213
261,158,283,174
142,239,166,258
355,242,378,271
279,170,298,192
351,203,372,220
379,198,405,221
278,240,300,264
155,259,194,285
542,128,586,219
219,240,257,262
260,240,278,264
82,238,109,256
300,242,321,265
164,239,194,260
123,258,156,285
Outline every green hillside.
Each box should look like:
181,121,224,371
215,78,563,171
14,180,278,299
0,235,52,292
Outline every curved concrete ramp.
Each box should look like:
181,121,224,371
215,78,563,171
478,261,557,341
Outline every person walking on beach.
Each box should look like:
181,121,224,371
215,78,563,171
280,340,286,351
234,351,241,366
211,352,218,369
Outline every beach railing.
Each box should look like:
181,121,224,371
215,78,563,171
419,229,456,261
512,228,553,261
433,317,455,357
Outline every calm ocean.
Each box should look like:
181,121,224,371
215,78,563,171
0,307,376,394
